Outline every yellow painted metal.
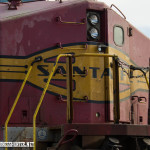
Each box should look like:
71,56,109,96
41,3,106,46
74,53,115,57
61,21,85,24
66,57,73,123
60,73,87,76
1,45,140,102
4,65,33,150
144,74,149,89
33,54,72,150
61,44,87,50
0,46,148,101
33,53,117,150
1,44,148,149
58,16,85,25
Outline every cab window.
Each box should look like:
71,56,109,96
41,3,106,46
114,26,124,46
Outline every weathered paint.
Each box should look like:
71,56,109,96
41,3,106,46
0,0,150,142
0,44,148,127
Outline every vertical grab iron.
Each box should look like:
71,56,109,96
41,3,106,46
32,53,117,150
33,54,72,150
66,56,73,123
113,56,120,124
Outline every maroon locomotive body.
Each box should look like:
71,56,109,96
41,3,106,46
0,0,149,149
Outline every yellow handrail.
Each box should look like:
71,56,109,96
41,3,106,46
4,56,42,150
58,43,87,50
33,53,116,150
57,16,85,25
5,65,33,150
74,53,115,57
33,54,72,150
144,73,149,89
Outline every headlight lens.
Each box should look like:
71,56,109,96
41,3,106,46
89,15,99,25
89,28,99,39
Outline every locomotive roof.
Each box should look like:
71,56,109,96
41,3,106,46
0,0,109,20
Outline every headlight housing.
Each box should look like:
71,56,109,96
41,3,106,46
89,28,99,39
87,11,100,41
88,15,99,25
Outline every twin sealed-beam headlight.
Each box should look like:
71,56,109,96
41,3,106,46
89,15,99,25
89,28,99,39
87,12,100,41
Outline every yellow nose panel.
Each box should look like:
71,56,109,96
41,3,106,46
0,44,148,102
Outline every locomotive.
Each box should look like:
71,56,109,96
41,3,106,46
0,0,150,149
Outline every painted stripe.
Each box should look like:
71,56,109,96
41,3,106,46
0,42,143,68
0,65,27,68
0,79,148,104
0,43,148,104
0,71,26,73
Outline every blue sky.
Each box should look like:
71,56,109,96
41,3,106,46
100,0,150,38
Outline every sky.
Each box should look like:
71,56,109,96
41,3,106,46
99,0,150,38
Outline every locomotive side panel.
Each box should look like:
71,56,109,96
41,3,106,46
0,1,87,56
0,1,150,149
107,8,131,123
129,26,149,125
0,1,109,128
